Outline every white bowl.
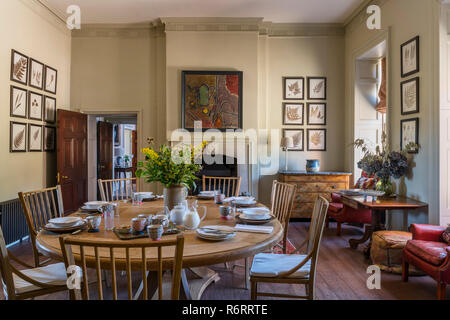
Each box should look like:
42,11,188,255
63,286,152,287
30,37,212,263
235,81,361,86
48,217,82,227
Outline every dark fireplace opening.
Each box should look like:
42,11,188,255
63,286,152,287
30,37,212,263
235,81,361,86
192,155,238,195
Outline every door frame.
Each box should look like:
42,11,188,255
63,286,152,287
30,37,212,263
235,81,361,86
79,108,144,196
348,28,391,181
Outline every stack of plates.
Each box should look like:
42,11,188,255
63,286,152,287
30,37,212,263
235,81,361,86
197,191,215,199
237,207,273,225
44,217,86,233
228,197,257,207
339,189,362,196
196,226,236,241
81,201,109,212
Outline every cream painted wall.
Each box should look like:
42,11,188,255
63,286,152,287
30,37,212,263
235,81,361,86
345,0,441,226
0,0,71,202
70,28,166,193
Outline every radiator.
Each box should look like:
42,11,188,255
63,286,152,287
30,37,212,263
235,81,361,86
0,199,29,246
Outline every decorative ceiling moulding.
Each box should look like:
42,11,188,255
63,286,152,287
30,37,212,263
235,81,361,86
22,0,71,36
267,23,345,37
161,17,263,32
71,22,165,38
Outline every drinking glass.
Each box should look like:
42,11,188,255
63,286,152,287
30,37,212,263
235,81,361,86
104,210,115,231
113,201,120,217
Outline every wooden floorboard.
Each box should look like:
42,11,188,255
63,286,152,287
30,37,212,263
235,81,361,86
0,222,446,300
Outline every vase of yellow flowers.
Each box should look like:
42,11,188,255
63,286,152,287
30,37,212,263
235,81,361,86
136,140,207,210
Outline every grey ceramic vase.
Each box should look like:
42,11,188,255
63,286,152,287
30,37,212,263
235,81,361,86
163,184,187,210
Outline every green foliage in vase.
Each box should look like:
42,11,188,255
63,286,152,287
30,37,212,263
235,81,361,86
135,140,207,190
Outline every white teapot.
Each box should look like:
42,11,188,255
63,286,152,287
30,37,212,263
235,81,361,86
169,204,186,226
183,201,207,230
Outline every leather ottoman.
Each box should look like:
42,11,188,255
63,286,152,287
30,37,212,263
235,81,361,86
371,231,423,275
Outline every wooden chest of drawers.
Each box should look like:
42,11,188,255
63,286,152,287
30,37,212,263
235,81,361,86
279,171,351,219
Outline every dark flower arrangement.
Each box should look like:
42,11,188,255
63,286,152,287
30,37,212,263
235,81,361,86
353,132,419,195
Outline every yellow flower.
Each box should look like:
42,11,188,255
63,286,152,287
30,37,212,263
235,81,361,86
142,147,159,160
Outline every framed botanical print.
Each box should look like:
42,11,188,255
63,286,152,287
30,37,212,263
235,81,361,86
10,121,27,152
401,118,419,154
28,91,43,121
307,129,326,151
283,77,304,100
44,126,56,152
401,77,419,115
401,36,419,78
283,129,304,151
283,103,304,125
181,70,243,131
10,86,27,119
44,96,57,123
307,77,327,100
10,49,29,85
44,65,58,94
28,124,43,152
307,103,326,125
29,58,44,90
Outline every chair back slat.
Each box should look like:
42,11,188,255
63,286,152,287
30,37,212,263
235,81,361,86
19,186,64,267
98,178,137,202
306,196,329,266
59,235,184,300
271,181,296,226
202,176,241,197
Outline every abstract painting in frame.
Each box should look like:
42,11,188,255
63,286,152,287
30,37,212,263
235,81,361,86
10,86,27,119
283,129,304,151
307,103,326,125
10,49,29,85
283,103,304,125
401,36,419,78
28,124,43,152
401,77,419,115
307,129,326,151
401,118,419,154
307,77,327,100
283,77,304,100
44,126,56,152
182,71,243,131
10,121,27,153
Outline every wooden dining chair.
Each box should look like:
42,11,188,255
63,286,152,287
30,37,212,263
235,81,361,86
98,177,137,202
249,196,329,300
233,180,296,289
202,176,241,197
18,186,64,267
0,226,69,300
59,234,185,300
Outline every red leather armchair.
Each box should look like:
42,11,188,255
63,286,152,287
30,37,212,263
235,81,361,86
402,224,450,300
327,192,372,237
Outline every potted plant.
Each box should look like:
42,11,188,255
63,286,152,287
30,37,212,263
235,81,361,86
136,140,207,209
353,132,418,197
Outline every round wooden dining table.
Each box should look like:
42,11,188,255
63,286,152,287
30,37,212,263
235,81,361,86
36,199,283,300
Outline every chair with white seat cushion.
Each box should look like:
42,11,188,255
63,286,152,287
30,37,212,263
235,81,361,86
0,226,70,300
250,196,329,300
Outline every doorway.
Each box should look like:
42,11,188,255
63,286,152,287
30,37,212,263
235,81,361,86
86,113,138,201
353,40,388,179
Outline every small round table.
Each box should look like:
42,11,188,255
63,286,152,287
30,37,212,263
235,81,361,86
36,199,282,300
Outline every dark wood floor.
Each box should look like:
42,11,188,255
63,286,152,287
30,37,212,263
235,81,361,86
1,222,446,300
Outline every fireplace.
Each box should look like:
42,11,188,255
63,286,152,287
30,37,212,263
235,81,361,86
193,155,238,194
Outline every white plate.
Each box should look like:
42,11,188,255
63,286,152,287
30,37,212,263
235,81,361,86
46,219,84,229
240,213,272,221
48,217,82,227
134,192,154,199
84,201,109,207
196,232,236,241
196,226,236,241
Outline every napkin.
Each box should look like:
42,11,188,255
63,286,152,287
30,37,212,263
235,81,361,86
234,224,273,234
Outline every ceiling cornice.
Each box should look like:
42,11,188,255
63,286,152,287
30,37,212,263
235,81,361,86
343,0,373,26
161,17,264,32
19,0,70,35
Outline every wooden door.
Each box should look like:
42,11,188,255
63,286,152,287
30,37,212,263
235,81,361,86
97,121,113,182
57,110,88,214
132,130,137,177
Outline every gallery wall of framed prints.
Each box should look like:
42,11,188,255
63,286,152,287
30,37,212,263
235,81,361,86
8,49,57,153
400,36,420,153
282,76,327,152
